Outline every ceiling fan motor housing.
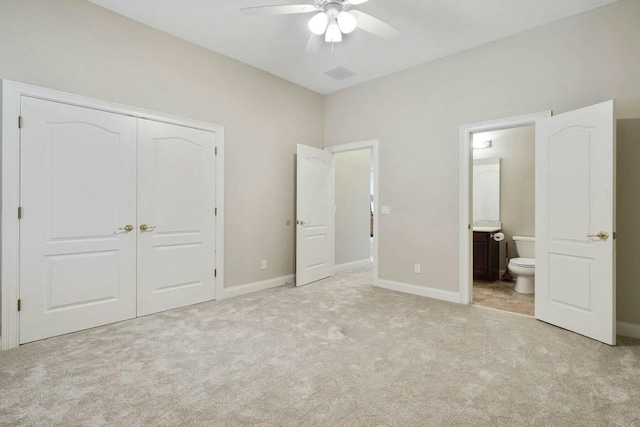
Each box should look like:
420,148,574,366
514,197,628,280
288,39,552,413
317,0,350,12
325,5,340,19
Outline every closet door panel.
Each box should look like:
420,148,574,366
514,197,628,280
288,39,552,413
137,120,216,316
19,97,137,344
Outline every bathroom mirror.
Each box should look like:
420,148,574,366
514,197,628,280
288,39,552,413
473,157,500,222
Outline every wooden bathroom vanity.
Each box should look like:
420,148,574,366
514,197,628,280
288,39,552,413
473,231,500,281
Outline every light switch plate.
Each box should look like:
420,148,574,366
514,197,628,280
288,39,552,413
381,206,391,215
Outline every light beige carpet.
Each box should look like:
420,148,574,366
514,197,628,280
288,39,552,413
1,267,639,426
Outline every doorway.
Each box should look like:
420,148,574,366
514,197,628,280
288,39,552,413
295,139,379,287
328,140,379,283
334,149,374,272
459,102,617,345
459,111,550,309
470,126,535,316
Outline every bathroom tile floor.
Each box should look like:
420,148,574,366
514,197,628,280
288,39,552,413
473,280,534,316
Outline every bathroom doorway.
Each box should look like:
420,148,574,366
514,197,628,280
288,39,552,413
458,111,551,316
460,103,617,345
470,126,535,316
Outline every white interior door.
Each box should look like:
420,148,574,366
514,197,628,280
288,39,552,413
535,100,616,345
137,120,216,316
296,144,335,286
19,97,137,344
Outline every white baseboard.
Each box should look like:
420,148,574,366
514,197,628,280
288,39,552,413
219,274,294,300
335,259,372,273
376,279,460,304
617,321,640,339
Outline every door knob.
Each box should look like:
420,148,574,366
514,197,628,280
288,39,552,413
115,224,134,234
587,231,609,240
297,220,307,227
139,224,156,232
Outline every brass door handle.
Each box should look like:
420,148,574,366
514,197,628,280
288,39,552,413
139,224,156,232
115,224,134,234
587,231,609,240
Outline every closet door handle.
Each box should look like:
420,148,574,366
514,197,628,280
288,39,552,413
114,224,134,234
139,224,156,232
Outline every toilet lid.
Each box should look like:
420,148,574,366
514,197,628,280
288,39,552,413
510,257,535,268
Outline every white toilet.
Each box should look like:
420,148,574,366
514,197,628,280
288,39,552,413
508,236,535,294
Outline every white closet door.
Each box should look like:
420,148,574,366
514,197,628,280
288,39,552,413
19,97,137,344
137,120,216,316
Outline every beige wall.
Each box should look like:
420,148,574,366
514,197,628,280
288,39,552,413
324,0,640,324
335,150,371,265
0,0,324,289
473,126,535,272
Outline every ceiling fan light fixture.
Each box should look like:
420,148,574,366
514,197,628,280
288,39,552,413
308,12,329,35
337,11,357,34
325,20,342,42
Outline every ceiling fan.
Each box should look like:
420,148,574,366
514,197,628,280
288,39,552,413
241,0,400,52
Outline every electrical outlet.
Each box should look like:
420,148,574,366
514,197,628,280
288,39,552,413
414,264,421,274
261,260,267,270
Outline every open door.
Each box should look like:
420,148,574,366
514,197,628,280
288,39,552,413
296,144,335,286
535,100,616,345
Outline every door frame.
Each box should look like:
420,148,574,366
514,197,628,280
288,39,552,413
326,139,380,286
1,80,225,350
458,111,551,305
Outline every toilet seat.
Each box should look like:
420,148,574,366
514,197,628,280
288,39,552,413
510,257,535,268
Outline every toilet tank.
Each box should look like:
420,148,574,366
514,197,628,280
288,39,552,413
513,236,535,258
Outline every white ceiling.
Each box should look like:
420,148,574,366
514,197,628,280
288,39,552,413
88,0,618,94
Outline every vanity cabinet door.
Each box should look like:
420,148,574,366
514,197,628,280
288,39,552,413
473,232,499,281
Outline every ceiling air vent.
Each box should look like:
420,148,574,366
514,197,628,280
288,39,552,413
324,66,357,81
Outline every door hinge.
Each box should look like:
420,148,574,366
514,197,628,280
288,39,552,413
613,232,617,240
214,269,217,278
468,224,471,230
215,207,217,216
215,147,218,156
17,299,21,312
18,116,23,129
18,206,22,219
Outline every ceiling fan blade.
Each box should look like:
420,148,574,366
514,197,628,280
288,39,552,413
305,34,323,53
351,11,400,39
348,0,370,5
241,4,317,15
